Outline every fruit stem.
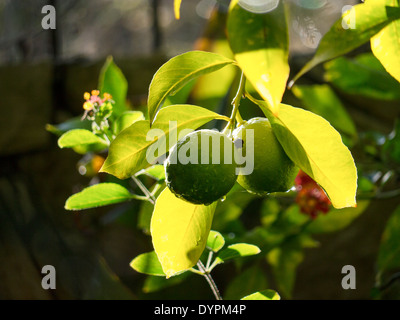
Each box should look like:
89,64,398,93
223,71,246,135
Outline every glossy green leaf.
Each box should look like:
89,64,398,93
227,0,289,114
291,0,400,85
58,129,108,153
65,183,133,210
147,51,236,124
113,111,145,135
324,53,400,100
130,251,165,276
250,97,357,209
163,79,196,108
151,188,217,278
100,105,229,179
206,230,225,253
371,0,400,83
292,84,357,138
241,289,280,301
377,205,400,274
211,243,261,269
98,56,128,116
100,120,149,179
224,264,268,300
136,165,165,182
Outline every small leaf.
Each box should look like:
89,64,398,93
65,183,133,210
46,117,92,136
151,188,217,278
291,0,400,84
206,230,225,253
101,105,229,179
113,111,145,135
227,0,289,114
99,56,128,116
136,165,166,182
130,251,165,276
324,53,400,101
147,51,235,124
249,97,357,209
371,0,400,83
58,129,108,153
241,289,280,300
212,243,261,268
292,84,357,138
174,0,182,19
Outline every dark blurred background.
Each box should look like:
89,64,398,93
2,0,399,300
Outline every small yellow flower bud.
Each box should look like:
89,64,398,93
84,92,91,100
83,101,94,110
103,93,112,100
91,90,100,96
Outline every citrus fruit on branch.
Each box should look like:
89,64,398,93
233,117,298,195
165,130,238,205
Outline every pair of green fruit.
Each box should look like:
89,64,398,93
165,117,299,205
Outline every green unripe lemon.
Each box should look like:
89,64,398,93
233,117,298,195
165,130,238,205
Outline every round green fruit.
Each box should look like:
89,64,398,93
233,117,298,195
165,130,238,205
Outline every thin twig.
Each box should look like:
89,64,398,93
197,260,222,300
132,175,156,204
205,251,214,271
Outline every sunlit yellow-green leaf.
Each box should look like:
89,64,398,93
249,96,357,209
371,0,400,83
148,51,235,124
151,188,217,278
206,230,225,253
227,0,289,115
210,243,261,270
130,251,165,276
100,105,229,179
65,183,133,210
241,289,280,300
292,84,357,138
98,56,128,116
113,111,145,135
58,129,108,154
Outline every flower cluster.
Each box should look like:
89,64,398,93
82,90,114,121
295,170,331,219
